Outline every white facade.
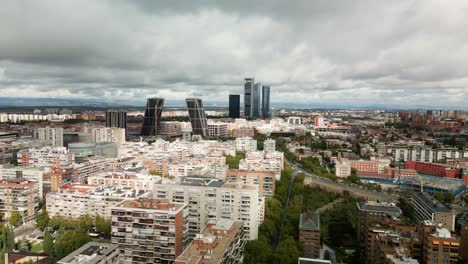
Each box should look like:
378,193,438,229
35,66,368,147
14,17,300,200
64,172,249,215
154,180,261,240
335,162,352,177
46,184,147,218
240,151,284,180
235,137,257,153
263,138,276,152
17,147,74,168
0,165,44,198
91,127,126,146
208,123,228,137
33,127,64,147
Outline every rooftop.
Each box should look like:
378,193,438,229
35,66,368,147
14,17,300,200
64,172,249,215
299,212,320,230
357,201,402,217
57,242,118,264
412,192,451,213
179,177,225,187
176,220,243,264
118,198,185,212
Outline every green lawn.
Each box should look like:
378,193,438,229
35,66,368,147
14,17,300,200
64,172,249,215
31,242,43,253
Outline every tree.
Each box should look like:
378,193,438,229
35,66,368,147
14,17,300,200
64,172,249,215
324,250,332,260
18,238,30,252
35,208,49,231
244,237,273,264
9,211,22,227
273,236,300,264
95,215,111,238
43,229,54,259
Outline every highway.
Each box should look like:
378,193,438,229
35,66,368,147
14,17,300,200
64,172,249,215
289,161,397,202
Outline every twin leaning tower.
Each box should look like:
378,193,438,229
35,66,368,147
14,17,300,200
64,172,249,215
141,98,208,138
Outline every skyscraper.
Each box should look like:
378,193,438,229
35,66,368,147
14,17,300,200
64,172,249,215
105,111,127,130
186,98,208,137
229,94,240,118
244,78,254,119
253,82,261,119
141,97,164,136
262,85,270,118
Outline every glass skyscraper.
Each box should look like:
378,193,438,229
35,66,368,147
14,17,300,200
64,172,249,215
141,98,165,136
244,78,254,119
106,111,127,129
186,98,208,137
262,86,270,118
229,94,240,118
253,82,261,119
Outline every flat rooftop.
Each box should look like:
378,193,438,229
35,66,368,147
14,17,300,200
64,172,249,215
57,242,118,264
118,198,185,212
357,201,402,217
176,220,243,264
179,177,225,187
413,192,451,213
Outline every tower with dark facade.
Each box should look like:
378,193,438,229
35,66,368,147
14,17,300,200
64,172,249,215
141,98,165,136
253,82,261,119
229,94,240,118
244,78,254,119
105,111,127,129
262,86,270,118
186,98,208,137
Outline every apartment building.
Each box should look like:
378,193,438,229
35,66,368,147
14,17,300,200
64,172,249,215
208,123,228,137
405,161,462,178
263,138,276,152
226,169,275,197
334,159,351,177
168,163,228,179
299,212,321,259
72,159,111,183
411,192,455,231
240,151,284,180
33,127,63,147
90,127,126,146
111,198,188,263
17,147,74,168
87,172,160,191
57,242,120,264
385,144,466,163
235,137,257,153
424,228,460,264
0,165,44,198
175,220,245,264
0,179,40,222
356,201,402,243
46,184,148,218
154,177,261,240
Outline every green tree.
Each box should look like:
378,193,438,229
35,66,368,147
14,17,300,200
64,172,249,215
18,238,30,252
95,215,111,238
244,236,273,264
324,250,332,260
273,236,300,264
43,229,54,259
9,211,22,227
35,208,49,231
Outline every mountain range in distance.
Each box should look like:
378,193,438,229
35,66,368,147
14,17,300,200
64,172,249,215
0,97,466,112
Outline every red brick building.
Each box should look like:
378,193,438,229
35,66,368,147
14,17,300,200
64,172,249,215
405,161,462,178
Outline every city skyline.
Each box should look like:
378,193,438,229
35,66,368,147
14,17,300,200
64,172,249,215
0,1,467,108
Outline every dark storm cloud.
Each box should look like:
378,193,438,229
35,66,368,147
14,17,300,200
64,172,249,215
0,0,467,108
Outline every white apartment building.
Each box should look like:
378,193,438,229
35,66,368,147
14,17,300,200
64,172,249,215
46,184,148,218
87,172,160,191
154,178,261,240
335,161,352,177
263,138,276,152
33,127,64,147
91,127,126,146
208,123,228,137
0,165,44,198
0,179,40,222
235,137,257,153
385,144,466,162
239,151,284,180
17,147,74,168
72,159,111,183
167,163,228,179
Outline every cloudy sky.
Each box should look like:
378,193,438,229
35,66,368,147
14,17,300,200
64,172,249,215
0,0,467,108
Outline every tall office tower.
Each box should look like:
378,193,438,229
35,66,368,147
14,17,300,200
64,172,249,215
105,111,127,129
253,82,261,119
262,86,271,118
244,78,254,119
186,98,208,137
229,94,240,118
141,98,165,136
33,127,64,147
